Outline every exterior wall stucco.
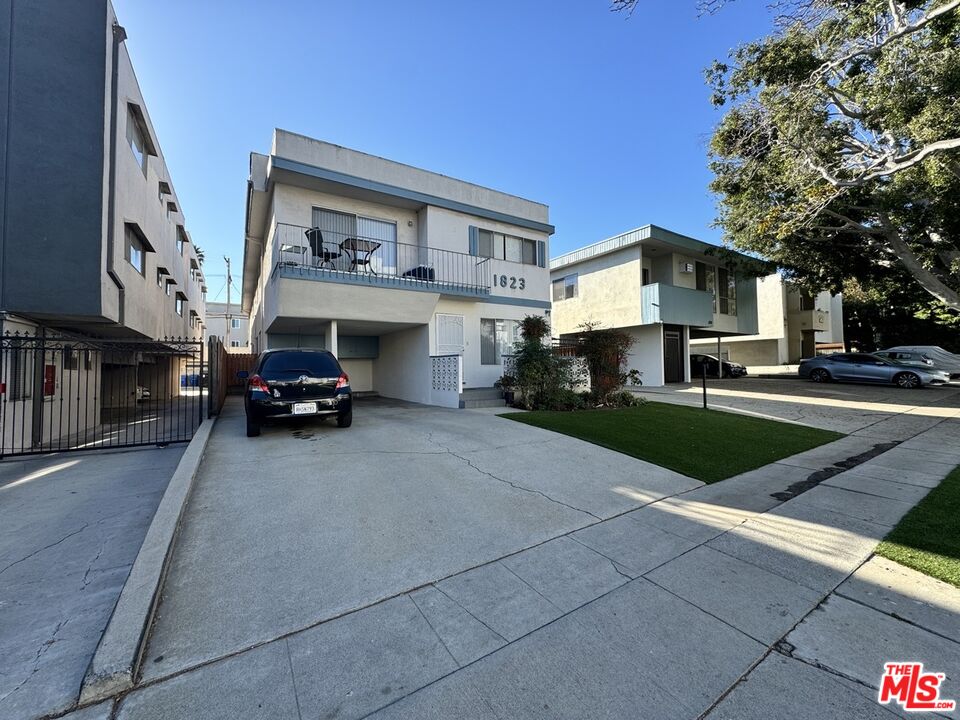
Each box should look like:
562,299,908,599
271,131,549,225
374,325,431,404
432,298,549,389
626,325,665,387
107,10,203,339
0,0,108,319
550,247,642,335
339,359,373,392
0,1,203,339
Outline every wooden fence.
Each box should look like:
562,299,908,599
208,337,256,417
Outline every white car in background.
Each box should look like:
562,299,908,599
879,346,960,380
873,350,934,367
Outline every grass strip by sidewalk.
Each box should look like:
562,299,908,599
876,464,960,588
502,402,842,484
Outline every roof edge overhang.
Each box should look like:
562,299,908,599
271,156,555,235
550,224,762,272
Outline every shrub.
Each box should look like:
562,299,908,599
519,315,550,342
576,322,636,405
605,390,646,408
507,315,578,410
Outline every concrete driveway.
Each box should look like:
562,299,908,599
635,377,960,436
143,397,701,683
0,447,184,720
108,393,960,720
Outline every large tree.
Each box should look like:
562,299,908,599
615,0,960,314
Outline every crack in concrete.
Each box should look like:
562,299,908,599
0,524,90,578
81,532,108,592
425,432,602,521
0,618,69,706
567,535,635,581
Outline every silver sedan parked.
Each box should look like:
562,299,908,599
798,353,950,389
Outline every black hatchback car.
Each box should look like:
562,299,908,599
240,349,352,437
690,353,748,379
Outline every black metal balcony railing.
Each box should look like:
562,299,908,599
271,223,490,295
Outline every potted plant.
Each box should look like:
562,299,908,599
494,374,518,405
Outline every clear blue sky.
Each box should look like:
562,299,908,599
114,0,774,302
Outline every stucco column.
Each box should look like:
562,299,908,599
328,320,338,356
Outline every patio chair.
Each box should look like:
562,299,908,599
304,227,341,270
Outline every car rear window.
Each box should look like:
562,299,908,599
260,351,340,377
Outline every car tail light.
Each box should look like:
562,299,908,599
249,374,270,393
335,373,350,391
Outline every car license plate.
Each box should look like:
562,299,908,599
292,402,317,415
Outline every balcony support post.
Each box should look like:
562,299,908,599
328,320,338,357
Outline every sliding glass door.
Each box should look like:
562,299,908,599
357,217,397,275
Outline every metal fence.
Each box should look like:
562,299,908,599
0,332,205,458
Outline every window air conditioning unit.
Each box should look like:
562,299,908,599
679,262,695,273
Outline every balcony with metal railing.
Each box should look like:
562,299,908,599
270,223,490,297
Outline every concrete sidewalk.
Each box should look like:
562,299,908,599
634,378,960,435
0,447,184,720
89,408,960,719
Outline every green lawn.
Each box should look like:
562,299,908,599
502,402,843,483
876,465,960,588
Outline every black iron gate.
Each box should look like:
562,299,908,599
0,332,205,458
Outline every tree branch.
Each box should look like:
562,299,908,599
813,0,960,79
878,212,960,311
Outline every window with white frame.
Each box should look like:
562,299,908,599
480,318,520,365
551,274,577,301
477,229,537,265
175,292,186,317
231,318,241,329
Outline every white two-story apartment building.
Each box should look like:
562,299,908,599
242,131,554,407
550,225,761,385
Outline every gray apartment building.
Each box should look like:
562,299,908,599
0,0,206,454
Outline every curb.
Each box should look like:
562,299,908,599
79,415,217,705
